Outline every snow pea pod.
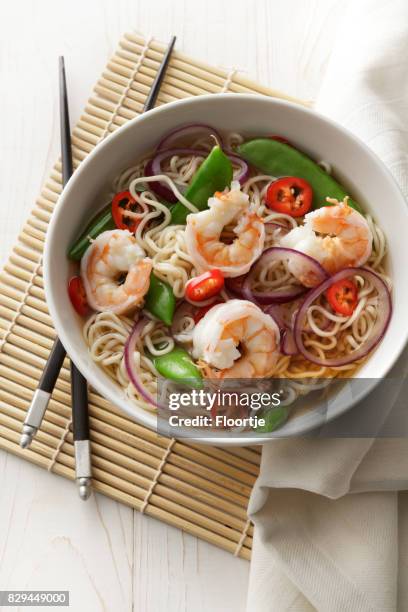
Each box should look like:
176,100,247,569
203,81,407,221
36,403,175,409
255,406,288,433
238,139,362,212
151,346,203,388
144,273,176,326
68,203,116,260
170,145,233,224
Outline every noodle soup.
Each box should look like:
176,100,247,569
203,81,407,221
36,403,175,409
66,124,392,434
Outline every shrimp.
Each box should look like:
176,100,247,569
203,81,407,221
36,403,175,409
192,300,280,378
185,181,265,278
81,229,152,314
280,200,373,286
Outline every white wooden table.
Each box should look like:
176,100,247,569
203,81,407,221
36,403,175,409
0,1,344,610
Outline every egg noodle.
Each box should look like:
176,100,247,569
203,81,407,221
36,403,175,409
83,132,391,414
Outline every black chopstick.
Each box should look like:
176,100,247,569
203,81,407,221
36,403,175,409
143,36,176,112
20,339,67,448
59,57,92,501
59,56,74,184
21,35,176,459
20,59,93,500
20,60,77,451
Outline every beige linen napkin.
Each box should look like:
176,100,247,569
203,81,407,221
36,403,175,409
247,1,408,610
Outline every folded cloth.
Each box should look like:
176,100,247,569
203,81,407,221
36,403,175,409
246,1,408,610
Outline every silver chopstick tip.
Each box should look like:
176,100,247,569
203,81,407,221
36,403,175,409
78,477,92,501
20,425,36,449
20,433,32,449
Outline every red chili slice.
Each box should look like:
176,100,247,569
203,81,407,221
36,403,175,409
266,176,312,217
68,276,89,316
185,270,224,302
193,300,223,323
326,279,358,316
112,191,141,232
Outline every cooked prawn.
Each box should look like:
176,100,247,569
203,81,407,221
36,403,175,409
81,229,152,314
185,181,265,278
280,199,373,286
192,299,280,378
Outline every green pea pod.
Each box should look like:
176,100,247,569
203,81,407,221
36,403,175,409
238,139,362,213
68,204,116,260
255,406,288,433
144,273,176,326
152,346,203,388
170,145,233,224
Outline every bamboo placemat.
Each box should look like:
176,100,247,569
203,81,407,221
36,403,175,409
0,32,305,560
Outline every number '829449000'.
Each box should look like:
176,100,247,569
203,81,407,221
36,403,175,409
0,591,69,607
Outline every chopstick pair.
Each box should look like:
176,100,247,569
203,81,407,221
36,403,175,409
20,58,92,500
20,36,177,494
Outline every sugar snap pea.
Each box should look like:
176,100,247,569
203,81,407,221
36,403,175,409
170,145,233,224
144,273,176,326
255,406,288,433
151,346,203,388
238,139,362,212
68,203,116,260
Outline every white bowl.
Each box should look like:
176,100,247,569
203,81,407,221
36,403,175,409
44,94,408,444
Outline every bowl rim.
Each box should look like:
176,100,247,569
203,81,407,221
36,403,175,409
44,93,408,445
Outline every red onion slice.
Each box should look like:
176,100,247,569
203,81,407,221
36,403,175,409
224,274,248,299
264,302,297,330
144,158,175,203
124,317,159,408
227,153,250,185
145,148,205,203
294,267,392,367
156,123,224,151
242,247,327,304
264,303,300,355
281,328,298,356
